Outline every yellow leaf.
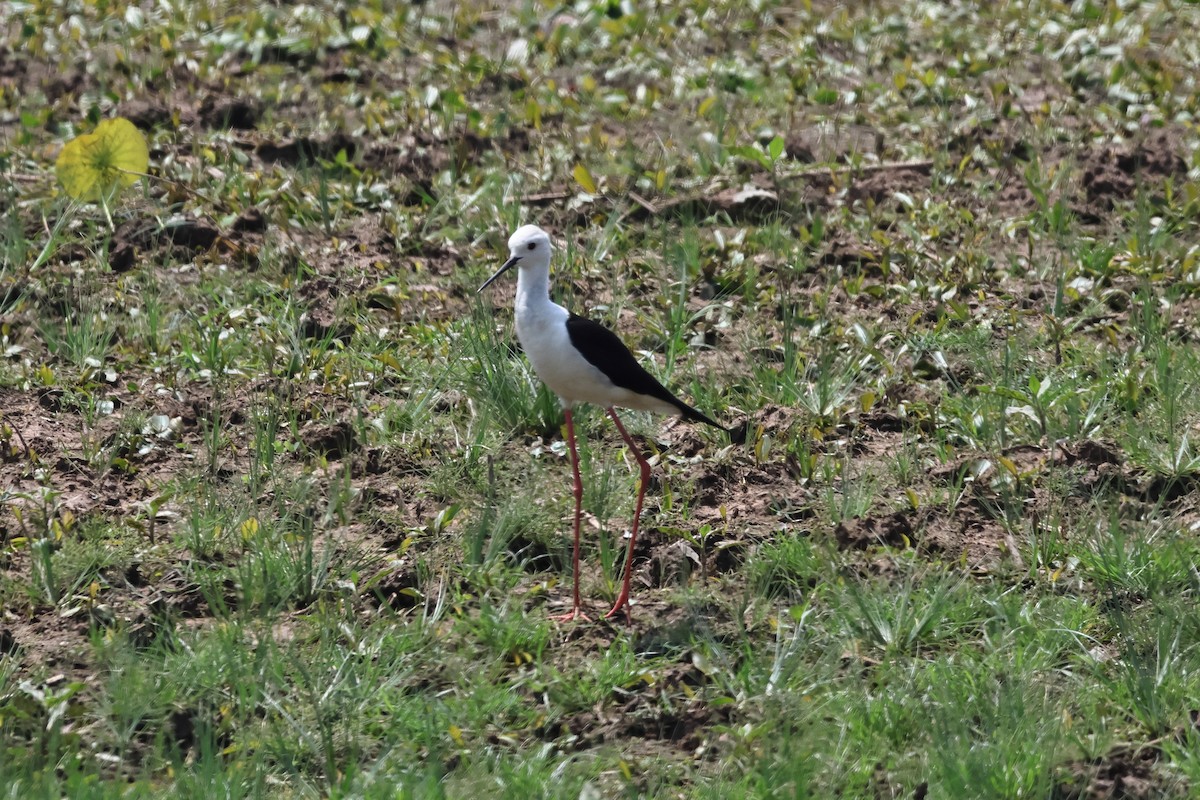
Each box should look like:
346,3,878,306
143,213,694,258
525,97,541,130
573,163,597,194
376,352,402,372
240,517,259,541
449,724,465,746
55,117,149,201
698,96,716,116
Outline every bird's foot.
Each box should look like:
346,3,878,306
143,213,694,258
603,598,633,624
550,608,592,623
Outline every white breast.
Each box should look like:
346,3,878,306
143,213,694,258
515,300,612,407
514,299,677,414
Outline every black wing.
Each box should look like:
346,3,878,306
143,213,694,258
565,314,725,430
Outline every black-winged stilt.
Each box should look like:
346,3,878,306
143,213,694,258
479,224,731,622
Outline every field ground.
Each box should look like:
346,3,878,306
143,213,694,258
3,0,1200,797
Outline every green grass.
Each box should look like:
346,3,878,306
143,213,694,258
3,0,1200,796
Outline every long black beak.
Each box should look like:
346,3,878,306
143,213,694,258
478,255,520,293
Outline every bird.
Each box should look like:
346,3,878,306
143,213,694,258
478,224,733,622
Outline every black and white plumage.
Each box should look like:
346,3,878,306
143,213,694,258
479,224,730,622
563,314,723,428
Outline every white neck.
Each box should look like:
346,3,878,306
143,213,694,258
515,261,555,318
511,257,568,369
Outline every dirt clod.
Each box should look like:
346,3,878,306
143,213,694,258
301,421,358,460
1053,745,1161,800
257,132,359,165
199,96,261,130
232,207,268,233
834,511,915,550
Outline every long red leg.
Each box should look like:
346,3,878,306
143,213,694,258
551,408,590,622
605,408,652,622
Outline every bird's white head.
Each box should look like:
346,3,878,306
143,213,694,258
478,225,552,292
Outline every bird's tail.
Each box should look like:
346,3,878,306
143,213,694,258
674,400,747,444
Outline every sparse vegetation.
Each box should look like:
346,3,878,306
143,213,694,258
2,0,1200,796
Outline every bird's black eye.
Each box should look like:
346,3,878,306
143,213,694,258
526,242,536,251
